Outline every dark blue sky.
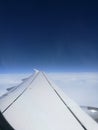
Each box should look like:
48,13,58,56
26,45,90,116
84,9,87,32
0,0,98,73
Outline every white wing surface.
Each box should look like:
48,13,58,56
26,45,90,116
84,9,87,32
0,71,98,130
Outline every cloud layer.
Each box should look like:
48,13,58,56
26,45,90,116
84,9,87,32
0,72,98,107
48,72,98,107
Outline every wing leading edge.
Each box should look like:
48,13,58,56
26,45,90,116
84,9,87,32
0,71,98,130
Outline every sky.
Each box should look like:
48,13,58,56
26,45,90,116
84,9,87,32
0,0,98,73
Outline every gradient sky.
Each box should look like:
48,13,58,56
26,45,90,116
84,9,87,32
0,0,98,73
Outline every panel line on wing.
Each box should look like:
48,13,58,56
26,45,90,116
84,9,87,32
2,72,40,114
42,72,87,130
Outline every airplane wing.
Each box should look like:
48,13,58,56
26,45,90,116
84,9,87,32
0,71,98,130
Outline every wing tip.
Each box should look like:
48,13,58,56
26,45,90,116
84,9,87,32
33,69,39,73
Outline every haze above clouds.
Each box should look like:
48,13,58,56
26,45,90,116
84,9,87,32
0,72,98,107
